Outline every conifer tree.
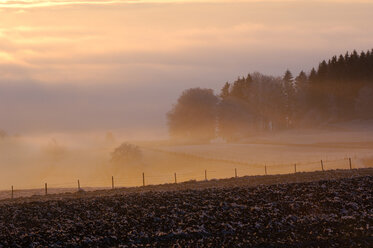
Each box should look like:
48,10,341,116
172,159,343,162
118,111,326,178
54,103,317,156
282,70,295,128
220,82,230,99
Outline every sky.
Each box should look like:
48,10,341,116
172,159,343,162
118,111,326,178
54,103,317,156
0,0,373,136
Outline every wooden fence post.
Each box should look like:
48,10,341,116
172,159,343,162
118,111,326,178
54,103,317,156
294,163,297,173
45,183,48,195
205,170,207,181
142,173,145,186
235,168,237,178
78,180,80,191
349,158,352,170
265,165,267,175
174,173,177,184
321,160,324,171
112,176,114,190
11,186,14,199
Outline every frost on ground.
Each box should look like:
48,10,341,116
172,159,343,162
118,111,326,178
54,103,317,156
0,172,372,247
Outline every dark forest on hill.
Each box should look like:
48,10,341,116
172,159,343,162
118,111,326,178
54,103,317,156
167,49,373,142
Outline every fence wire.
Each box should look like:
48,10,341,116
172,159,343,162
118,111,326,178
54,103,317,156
2,151,368,200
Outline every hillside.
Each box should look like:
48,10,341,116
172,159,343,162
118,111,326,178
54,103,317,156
0,169,372,247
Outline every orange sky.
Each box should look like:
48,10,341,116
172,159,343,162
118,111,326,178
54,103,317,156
1,0,372,83
0,0,372,133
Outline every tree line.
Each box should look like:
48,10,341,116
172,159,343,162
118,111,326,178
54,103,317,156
167,49,373,142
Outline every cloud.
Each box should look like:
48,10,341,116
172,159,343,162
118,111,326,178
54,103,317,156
0,0,371,9
0,1,129,9
0,0,372,133
0,0,232,9
2,20,370,77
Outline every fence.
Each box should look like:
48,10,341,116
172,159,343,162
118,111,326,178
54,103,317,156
3,156,362,200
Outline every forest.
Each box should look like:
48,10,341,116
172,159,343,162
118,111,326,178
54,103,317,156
167,49,373,142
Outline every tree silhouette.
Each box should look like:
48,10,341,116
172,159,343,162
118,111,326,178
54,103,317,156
111,143,142,165
168,48,373,141
282,70,295,127
293,71,309,126
220,82,230,99
167,88,219,143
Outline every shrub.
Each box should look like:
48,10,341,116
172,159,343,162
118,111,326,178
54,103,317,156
110,143,142,165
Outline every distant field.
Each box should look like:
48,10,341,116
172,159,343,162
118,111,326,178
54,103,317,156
155,143,370,164
1,122,372,194
153,126,373,172
1,140,372,195
151,142,372,176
